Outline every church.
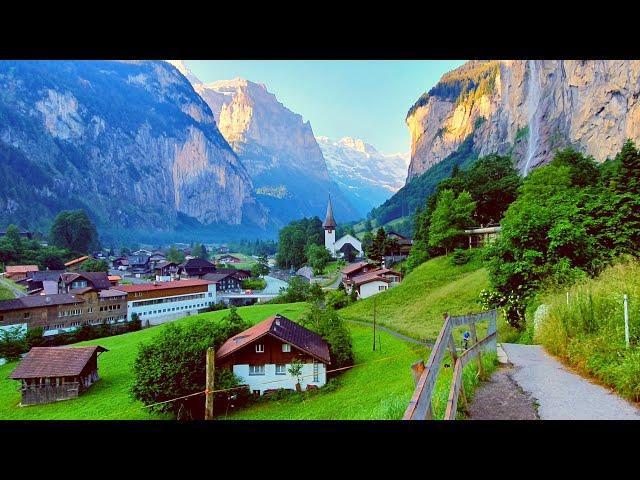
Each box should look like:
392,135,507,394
322,199,364,259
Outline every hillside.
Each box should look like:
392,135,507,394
340,253,490,341
0,60,266,242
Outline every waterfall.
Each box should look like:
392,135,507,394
523,60,541,176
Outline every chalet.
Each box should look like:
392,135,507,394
64,256,90,272
340,261,376,287
149,252,166,267
216,314,331,395
154,261,179,282
108,275,121,287
112,257,129,270
133,248,153,256
464,225,502,248
127,255,151,276
58,272,112,294
178,258,217,279
4,265,39,282
10,346,108,405
202,272,241,292
22,270,65,295
114,279,216,326
217,268,251,282
383,231,414,264
217,254,241,264
0,294,85,335
349,268,402,299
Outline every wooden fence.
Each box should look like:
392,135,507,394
403,309,497,420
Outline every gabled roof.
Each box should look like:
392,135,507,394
341,261,373,275
352,270,391,287
154,261,178,270
5,265,39,274
202,273,236,283
60,272,111,291
322,198,337,229
64,256,90,267
216,314,331,364
179,258,216,269
27,270,64,282
10,346,108,379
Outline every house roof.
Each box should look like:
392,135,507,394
64,256,90,267
10,346,108,379
154,261,177,270
341,261,372,275
179,258,216,270
351,269,400,287
99,289,127,299
113,279,213,294
202,273,236,283
108,275,122,282
216,314,331,364
5,265,39,274
27,270,64,282
216,268,250,276
322,199,336,229
0,294,83,312
60,272,111,291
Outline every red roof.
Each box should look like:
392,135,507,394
10,346,108,379
5,265,39,274
113,279,214,293
341,261,373,275
64,256,90,267
351,268,401,287
216,315,331,364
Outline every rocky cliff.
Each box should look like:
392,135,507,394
406,60,640,181
0,60,265,241
194,78,359,225
317,136,409,216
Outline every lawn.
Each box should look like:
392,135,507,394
0,303,307,420
340,253,491,342
0,285,14,301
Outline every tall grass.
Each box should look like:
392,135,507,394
535,260,640,401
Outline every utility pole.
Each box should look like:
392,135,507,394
624,294,630,349
373,295,377,351
205,347,215,420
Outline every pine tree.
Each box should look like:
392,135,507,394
615,139,640,194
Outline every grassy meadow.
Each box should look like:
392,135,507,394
535,260,640,401
340,253,491,342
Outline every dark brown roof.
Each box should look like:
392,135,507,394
202,273,235,283
60,272,112,291
217,314,331,364
322,198,337,229
0,294,83,312
341,261,372,275
10,346,108,379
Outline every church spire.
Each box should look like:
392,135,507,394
322,197,337,230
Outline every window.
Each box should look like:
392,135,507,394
23,312,31,320
282,343,291,353
378,285,388,291
275,364,287,375
255,344,264,353
248,365,265,376
313,361,319,382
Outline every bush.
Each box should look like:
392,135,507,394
299,305,354,369
271,276,325,304
0,326,27,361
241,278,267,291
326,289,350,310
451,248,470,265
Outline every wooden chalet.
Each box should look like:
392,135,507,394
340,261,376,286
217,254,241,264
178,258,217,279
10,346,108,405
4,265,39,282
216,314,330,395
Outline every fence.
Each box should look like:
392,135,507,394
403,309,497,420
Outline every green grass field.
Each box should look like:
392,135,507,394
0,285,15,300
340,254,490,342
0,303,307,420
214,253,257,270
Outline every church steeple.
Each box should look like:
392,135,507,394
322,198,337,231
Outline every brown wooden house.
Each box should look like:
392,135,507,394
10,346,108,405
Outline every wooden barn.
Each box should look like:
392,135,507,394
9,346,108,405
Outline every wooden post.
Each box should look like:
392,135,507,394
469,322,484,379
205,347,215,420
448,332,468,413
411,360,425,385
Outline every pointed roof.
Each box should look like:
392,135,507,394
322,198,337,229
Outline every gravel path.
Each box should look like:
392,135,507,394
343,319,433,347
468,366,539,420
501,344,640,420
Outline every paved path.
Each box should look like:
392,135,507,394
0,276,26,298
261,275,289,295
500,343,640,420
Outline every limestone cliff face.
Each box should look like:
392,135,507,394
406,60,640,181
0,60,263,236
195,78,359,224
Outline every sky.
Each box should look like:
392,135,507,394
185,60,466,154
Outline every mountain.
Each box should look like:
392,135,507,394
0,60,266,243
317,136,409,216
406,60,640,181
193,78,360,226
166,60,202,86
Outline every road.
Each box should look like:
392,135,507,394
496,344,640,420
0,275,26,298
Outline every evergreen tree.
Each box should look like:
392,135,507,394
428,189,475,254
615,139,640,194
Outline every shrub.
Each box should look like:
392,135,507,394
299,305,354,369
325,289,350,310
451,248,470,265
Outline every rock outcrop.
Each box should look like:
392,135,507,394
0,60,264,239
195,78,359,225
406,60,640,182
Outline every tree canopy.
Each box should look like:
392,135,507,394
50,210,100,254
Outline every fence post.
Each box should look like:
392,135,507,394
448,332,468,413
624,294,630,349
205,347,215,420
411,360,425,386
469,321,484,379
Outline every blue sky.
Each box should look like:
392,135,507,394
186,60,466,154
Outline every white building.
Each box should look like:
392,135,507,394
216,314,331,395
114,279,217,326
322,199,363,258
350,268,403,299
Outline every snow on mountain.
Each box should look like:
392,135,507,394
166,60,202,86
317,136,410,215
